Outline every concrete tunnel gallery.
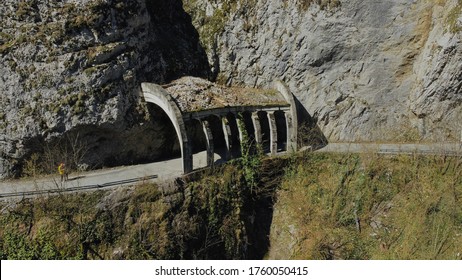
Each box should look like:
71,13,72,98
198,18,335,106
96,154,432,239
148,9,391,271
141,77,298,173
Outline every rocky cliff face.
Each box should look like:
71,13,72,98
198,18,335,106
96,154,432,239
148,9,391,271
0,0,210,178
2,0,461,178
185,0,462,142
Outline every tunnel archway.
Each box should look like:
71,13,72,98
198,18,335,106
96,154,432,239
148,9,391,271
146,103,181,159
141,83,193,173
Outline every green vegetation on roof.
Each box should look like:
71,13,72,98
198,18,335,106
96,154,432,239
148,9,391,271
447,0,462,33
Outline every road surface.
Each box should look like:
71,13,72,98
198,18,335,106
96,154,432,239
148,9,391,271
0,151,223,199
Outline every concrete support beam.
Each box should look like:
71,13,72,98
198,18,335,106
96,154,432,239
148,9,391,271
284,110,294,152
274,80,298,151
183,138,193,173
267,111,278,155
201,119,214,167
251,112,262,146
221,117,232,160
236,114,245,148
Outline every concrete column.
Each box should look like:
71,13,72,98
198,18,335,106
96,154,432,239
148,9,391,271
221,116,232,160
201,119,214,167
283,110,296,152
183,137,193,173
236,115,245,145
274,80,298,152
251,112,262,146
183,121,194,173
267,111,278,155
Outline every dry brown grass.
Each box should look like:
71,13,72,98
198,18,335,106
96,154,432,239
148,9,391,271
269,152,462,259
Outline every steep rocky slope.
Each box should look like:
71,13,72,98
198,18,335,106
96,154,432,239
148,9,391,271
0,0,210,178
1,153,460,259
0,162,279,259
185,0,462,141
1,0,462,178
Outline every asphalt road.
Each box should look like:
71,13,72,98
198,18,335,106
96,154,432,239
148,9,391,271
0,150,221,199
1,143,460,199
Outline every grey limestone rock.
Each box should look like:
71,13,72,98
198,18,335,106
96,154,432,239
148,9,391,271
2,0,462,178
186,0,462,142
0,0,210,178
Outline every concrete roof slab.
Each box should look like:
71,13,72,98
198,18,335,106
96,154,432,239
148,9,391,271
161,76,289,113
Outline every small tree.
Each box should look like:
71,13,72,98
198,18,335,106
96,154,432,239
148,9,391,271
22,132,90,177
42,132,89,174
297,121,328,150
237,114,263,193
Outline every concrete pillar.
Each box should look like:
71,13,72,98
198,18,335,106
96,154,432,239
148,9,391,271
267,111,278,155
236,114,245,146
183,137,193,173
221,116,232,160
274,80,298,152
251,112,262,146
283,110,296,152
201,119,214,167
182,121,194,173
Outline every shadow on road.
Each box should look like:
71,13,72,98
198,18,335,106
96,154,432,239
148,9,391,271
67,175,86,182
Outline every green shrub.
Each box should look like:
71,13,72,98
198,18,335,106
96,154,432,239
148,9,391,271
447,0,462,33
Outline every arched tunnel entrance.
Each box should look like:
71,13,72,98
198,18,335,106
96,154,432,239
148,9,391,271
146,103,181,160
